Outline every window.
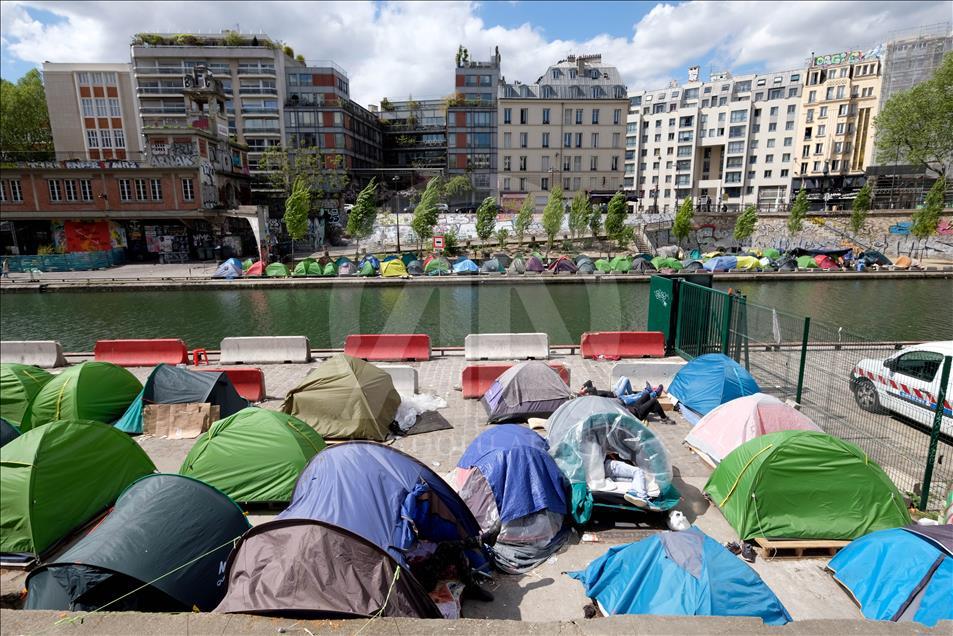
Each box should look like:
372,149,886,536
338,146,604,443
818,125,826,137
749,155,757,164
780,169,789,177
520,177,527,191
730,110,747,123
573,156,582,172
135,179,147,200
563,108,573,125
520,108,528,124
503,108,511,124
99,130,111,148
613,109,622,125
9,179,23,202
542,132,550,148
575,133,582,148
572,177,581,190
540,177,548,191
802,145,810,158
95,99,108,116
678,131,693,142
765,154,774,163
113,129,125,148
150,178,162,200
769,106,778,116
611,156,619,171
575,109,583,124
86,130,99,148
677,145,692,157
81,98,94,117
64,179,77,201
519,132,528,148
564,133,572,148
182,178,194,201
591,133,599,148
808,90,816,103
893,351,943,382
787,104,797,115
612,132,620,148
747,170,756,180
542,108,550,124
590,156,598,171
519,156,527,171
119,179,132,201
563,177,571,190
836,85,845,99
48,180,62,202
836,123,845,135
592,109,600,124
815,143,823,154
726,156,743,168
108,98,121,116
503,132,511,149
831,160,840,171
728,126,745,138
563,155,571,171
782,153,791,162
768,123,777,132
819,106,828,118
785,121,795,130
540,156,551,172
503,156,511,171
806,108,814,122
727,141,744,154
767,139,776,148
725,172,741,183
834,142,843,153
826,87,834,100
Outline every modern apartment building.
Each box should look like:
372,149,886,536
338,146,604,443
791,50,883,210
497,54,627,212
624,66,803,213
377,98,448,178
446,48,501,205
42,63,143,161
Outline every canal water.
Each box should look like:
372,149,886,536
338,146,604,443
1,279,950,350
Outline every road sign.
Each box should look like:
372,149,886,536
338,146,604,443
433,235,444,250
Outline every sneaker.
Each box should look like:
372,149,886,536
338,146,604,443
725,541,742,555
741,543,757,563
655,384,664,395
624,491,650,508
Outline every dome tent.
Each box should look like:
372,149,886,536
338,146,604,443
453,258,479,274
321,261,337,276
406,260,425,275
114,364,247,434
381,259,409,277
594,258,612,273
0,363,53,426
482,361,572,423
568,527,791,624
704,430,911,541
450,425,569,573
180,407,326,504
281,354,400,441
265,262,291,277
292,258,316,277
20,361,142,431
425,256,450,275
245,260,264,276
631,258,657,273
508,256,526,274
609,255,631,273
481,258,504,274
684,393,820,465
25,474,250,612
0,418,19,447
526,255,545,272
0,420,156,557
212,259,242,279
668,354,760,421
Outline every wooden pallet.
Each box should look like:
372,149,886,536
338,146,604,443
684,443,718,471
753,537,849,558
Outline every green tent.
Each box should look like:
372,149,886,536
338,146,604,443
281,354,401,441
1,419,155,556
242,258,254,271
307,260,324,276
762,248,781,260
20,362,142,431
796,255,819,269
359,261,377,277
321,262,337,277
594,259,612,273
180,408,325,504
704,430,911,541
266,262,291,277
652,256,683,271
424,257,450,275
0,364,53,426
334,256,352,267
292,258,316,277
609,255,632,273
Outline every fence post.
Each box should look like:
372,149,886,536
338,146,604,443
795,317,811,404
920,355,952,511
720,292,734,355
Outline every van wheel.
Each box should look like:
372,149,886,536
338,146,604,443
853,378,884,413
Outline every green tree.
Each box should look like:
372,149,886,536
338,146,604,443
542,187,565,252
672,197,694,245
0,69,54,161
568,191,591,240
604,191,626,245
441,175,473,203
411,177,441,250
513,195,534,246
496,228,510,249
588,202,603,239
346,178,378,258
911,176,946,240
850,182,871,235
875,52,953,178
787,188,809,235
733,205,758,242
475,196,497,245
283,177,311,257
617,226,635,251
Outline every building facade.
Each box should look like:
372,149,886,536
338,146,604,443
497,54,627,212
377,98,448,182
42,63,144,161
625,66,803,213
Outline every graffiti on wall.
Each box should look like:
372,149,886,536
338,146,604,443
813,50,866,67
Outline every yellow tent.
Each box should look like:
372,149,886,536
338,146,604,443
702,251,723,259
734,256,761,271
380,260,409,278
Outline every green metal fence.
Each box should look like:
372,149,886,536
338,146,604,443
670,278,952,512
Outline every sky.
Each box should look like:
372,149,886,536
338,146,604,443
1,1,950,106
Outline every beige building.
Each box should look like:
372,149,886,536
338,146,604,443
792,50,883,210
42,63,143,161
497,54,627,212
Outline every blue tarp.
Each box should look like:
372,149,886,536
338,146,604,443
278,442,481,567
668,354,760,416
453,259,479,273
828,526,953,627
569,527,791,625
703,256,737,272
212,260,242,279
458,425,568,523
359,255,380,271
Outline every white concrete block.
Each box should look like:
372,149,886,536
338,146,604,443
611,359,687,387
0,340,68,368
465,333,550,360
220,336,311,364
379,365,419,394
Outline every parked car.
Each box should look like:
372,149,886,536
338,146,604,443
850,341,953,436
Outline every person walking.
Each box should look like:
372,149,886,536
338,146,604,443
1,258,9,280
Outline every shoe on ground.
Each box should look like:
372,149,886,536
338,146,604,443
624,491,650,508
725,541,742,555
741,543,757,563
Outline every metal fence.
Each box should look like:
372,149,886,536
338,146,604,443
673,280,952,511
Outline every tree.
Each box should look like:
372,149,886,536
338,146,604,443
441,175,472,204
588,202,603,239
787,188,809,235
911,176,946,240
0,69,54,161
513,195,534,246
617,226,635,251
672,197,694,245
604,191,626,245
346,178,378,258
496,228,510,249
283,177,311,258
567,191,590,240
850,182,871,235
733,205,758,242
475,196,497,245
411,177,441,250
542,187,565,251
874,52,953,178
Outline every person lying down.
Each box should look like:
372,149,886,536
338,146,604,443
577,377,673,424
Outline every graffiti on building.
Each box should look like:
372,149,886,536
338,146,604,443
25,160,144,170
813,50,868,67
200,161,218,209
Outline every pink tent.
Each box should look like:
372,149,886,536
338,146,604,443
814,254,837,270
245,260,264,277
684,393,820,465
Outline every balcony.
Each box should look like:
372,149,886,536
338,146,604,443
239,87,278,95
140,106,187,115
243,127,281,135
135,66,188,75
241,107,280,116
137,86,184,95
237,66,276,76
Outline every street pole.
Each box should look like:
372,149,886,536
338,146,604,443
392,176,402,254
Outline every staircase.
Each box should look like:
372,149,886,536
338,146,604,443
633,227,654,254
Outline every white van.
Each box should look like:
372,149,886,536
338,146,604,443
851,341,953,435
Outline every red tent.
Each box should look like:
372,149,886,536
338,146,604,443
813,254,837,270
245,260,264,276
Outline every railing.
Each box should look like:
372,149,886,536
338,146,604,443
140,107,187,114
137,86,184,94
241,107,279,115
135,66,188,75
237,66,276,75
238,87,278,95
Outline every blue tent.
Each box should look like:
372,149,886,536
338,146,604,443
359,255,380,271
453,259,479,274
827,525,952,627
569,527,791,625
668,354,760,419
703,256,738,272
212,259,242,279
278,442,482,568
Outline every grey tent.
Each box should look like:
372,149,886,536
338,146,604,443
481,258,504,274
493,253,513,268
526,256,545,273
509,257,526,274
482,361,573,423
574,254,592,265
681,259,705,272
25,474,250,612
0,418,19,447
631,259,657,273
778,257,798,271
577,258,595,274
406,259,425,275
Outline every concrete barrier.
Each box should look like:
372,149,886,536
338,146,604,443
379,365,419,394
462,362,570,399
0,340,68,368
199,367,266,402
610,359,687,388
464,333,549,361
94,339,189,366
219,336,311,365
344,334,431,361
580,331,665,359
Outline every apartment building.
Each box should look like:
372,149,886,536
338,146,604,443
498,54,627,212
624,66,803,213
792,50,882,210
42,63,143,161
377,98,448,179
446,48,501,205
879,25,952,107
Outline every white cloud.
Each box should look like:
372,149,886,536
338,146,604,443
1,0,949,105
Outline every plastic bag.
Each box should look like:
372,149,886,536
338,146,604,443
394,392,448,431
